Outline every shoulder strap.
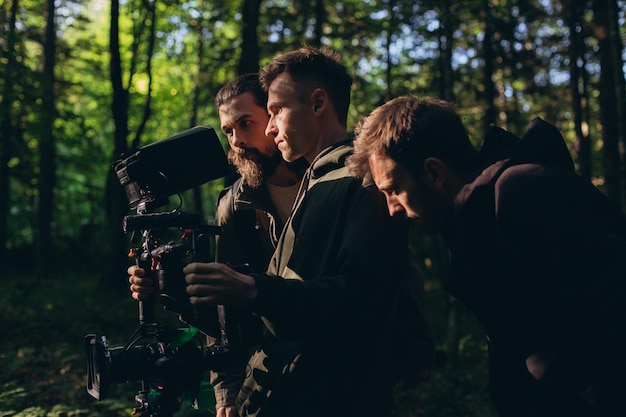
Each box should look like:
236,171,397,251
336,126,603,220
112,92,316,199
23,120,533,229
227,178,269,271
229,177,244,212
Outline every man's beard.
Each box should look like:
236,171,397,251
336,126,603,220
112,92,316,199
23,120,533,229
228,149,282,188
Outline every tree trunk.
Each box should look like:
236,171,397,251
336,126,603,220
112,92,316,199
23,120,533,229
593,0,622,208
106,0,132,290
384,0,395,101
189,0,208,215
567,0,592,181
106,0,159,289
37,0,57,277
226,0,263,188
130,1,156,150
313,0,325,47
0,0,19,266
0,116,10,268
237,0,262,75
605,0,626,205
439,0,454,102
481,0,497,132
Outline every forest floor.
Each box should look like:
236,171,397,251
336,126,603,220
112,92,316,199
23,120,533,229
0,265,496,417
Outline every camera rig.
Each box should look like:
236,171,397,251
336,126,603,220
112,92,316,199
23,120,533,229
84,126,234,417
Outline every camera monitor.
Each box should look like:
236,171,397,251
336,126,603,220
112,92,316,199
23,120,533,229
113,126,230,210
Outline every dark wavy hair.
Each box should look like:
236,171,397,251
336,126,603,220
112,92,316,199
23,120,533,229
215,73,267,109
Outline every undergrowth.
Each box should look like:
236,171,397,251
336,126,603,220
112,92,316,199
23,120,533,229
0,266,496,417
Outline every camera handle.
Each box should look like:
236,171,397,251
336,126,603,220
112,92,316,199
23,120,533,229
134,229,157,328
192,232,230,351
131,229,173,417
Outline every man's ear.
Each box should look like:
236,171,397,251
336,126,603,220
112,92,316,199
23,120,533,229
422,157,447,188
311,88,327,114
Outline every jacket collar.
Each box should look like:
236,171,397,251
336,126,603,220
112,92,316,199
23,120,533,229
232,178,275,212
309,138,353,179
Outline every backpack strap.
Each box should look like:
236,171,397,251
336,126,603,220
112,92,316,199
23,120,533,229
224,177,268,272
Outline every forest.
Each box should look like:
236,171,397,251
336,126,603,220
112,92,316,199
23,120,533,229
1,0,625,416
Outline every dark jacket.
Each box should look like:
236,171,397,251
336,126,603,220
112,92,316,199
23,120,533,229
239,140,409,417
444,118,626,417
216,178,284,271
210,178,285,409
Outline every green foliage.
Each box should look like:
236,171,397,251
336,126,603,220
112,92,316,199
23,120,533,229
2,0,623,257
398,295,496,417
0,265,138,416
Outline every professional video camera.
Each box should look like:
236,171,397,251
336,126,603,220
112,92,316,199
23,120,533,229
84,126,235,417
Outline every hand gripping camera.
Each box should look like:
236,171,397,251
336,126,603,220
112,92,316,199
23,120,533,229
84,126,237,417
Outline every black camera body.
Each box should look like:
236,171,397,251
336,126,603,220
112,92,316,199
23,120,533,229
84,126,234,417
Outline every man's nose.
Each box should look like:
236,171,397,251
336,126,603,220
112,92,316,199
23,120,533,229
265,118,277,137
230,131,245,148
387,197,405,217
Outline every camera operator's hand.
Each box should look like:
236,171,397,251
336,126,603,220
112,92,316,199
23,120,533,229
184,262,257,305
128,265,157,301
217,406,240,417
